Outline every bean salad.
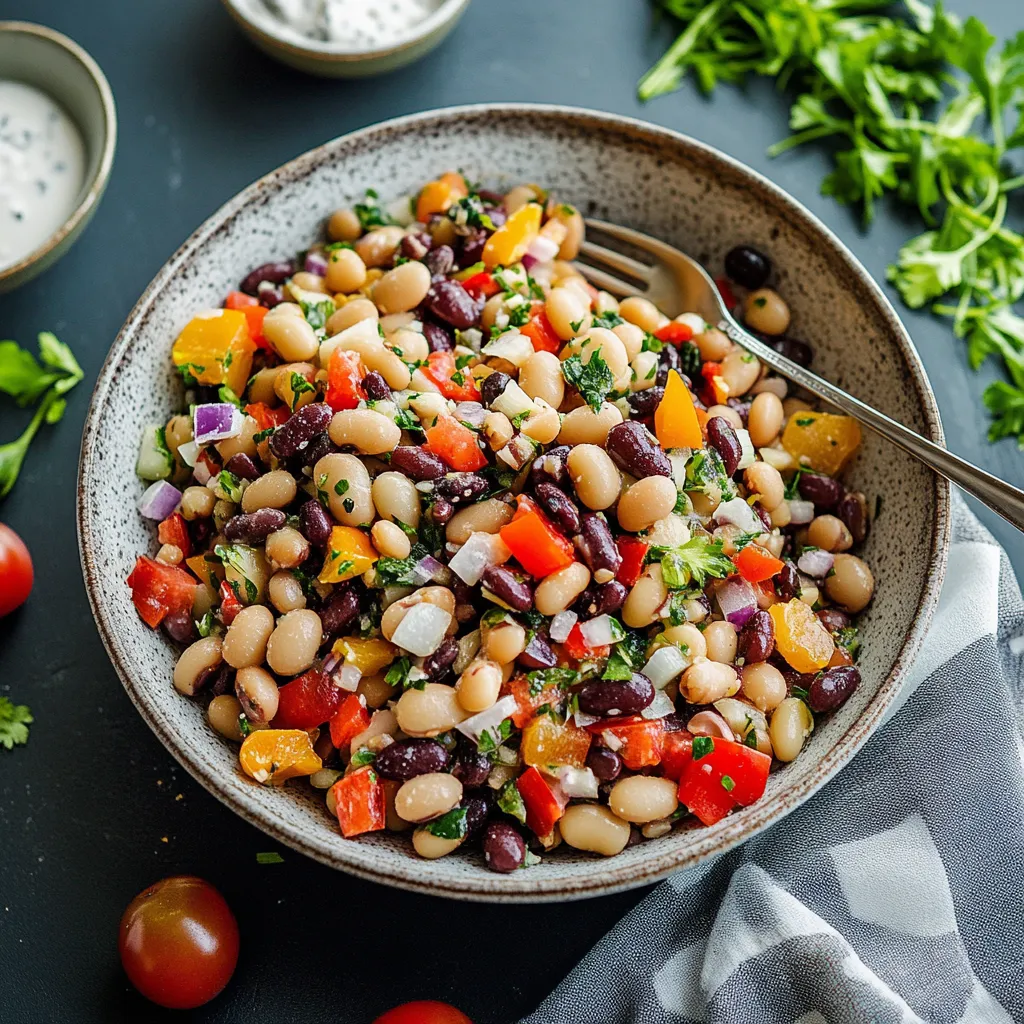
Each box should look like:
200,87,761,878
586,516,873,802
127,173,874,870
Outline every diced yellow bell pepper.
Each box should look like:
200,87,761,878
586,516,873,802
769,599,835,674
332,636,397,675
482,203,542,269
781,411,861,476
520,715,591,769
319,526,378,583
655,369,704,449
239,729,322,785
171,309,255,397
186,553,223,589
416,171,468,223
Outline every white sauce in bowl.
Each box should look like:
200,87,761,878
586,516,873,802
240,0,443,49
0,81,87,271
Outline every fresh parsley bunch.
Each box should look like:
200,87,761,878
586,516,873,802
641,1,1024,445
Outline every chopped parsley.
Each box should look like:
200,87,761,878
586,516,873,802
288,372,316,409
497,780,527,824
256,851,284,865
678,341,702,378
590,311,625,330
354,187,393,230
349,748,377,767
334,479,350,496
384,656,425,691
0,697,32,749
196,611,216,638
692,735,715,759
721,775,736,792
526,667,578,697
214,544,259,602
833,626,861,659
252,427,275,444
561,351,615,412
684,447,732,497
425,806,469,840
375,544,430,586
299,296,335,332
656,535,736,589
794,416,815,427
477,717,514,754
216,469,244,504
448,194,496,230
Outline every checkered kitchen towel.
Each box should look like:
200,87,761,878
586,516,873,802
524,492,1024,1024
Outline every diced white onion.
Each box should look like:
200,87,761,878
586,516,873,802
455,695,518,744
448,532,512,586
389,603,452,657
177,440,200,467
557,766,599,799
735,428,756,470
601,729,623,752
642,645,688,690
549,610,578,644
525,233,560,265
668,451,692,488
489,378,537,420
481,331,534,369
318,315,380,370
192,459,213,486
454,401,487,427
641,690,677,720
573,709,600,729
385,195,416,226
788,499,815,525
713,496,763,533
333,663,362,692
579,614,621,648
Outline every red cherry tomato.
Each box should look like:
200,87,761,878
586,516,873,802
118,876,239,1010
373,1001,472,1024
0,523,33,617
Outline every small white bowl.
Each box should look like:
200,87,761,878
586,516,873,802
0,22,117,292
220,0,472,78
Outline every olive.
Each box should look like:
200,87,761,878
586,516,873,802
724,245,771,290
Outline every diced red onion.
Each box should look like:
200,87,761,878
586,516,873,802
556,766,599,799
322,651,341,674
579,614,618,647
715,577,759,628
797,548,835,577
641,690,677,720
549,611,578,644
304,251,329,276
390,603,451,657
138,480,181,520
409,554,451,586
687,710,735,740
448,532,511,586
713,496,762,534
520,253,538,271
455,695,518,744
525,233,560,266
193,403,243,445
642,645,688,689
454,401,487,427
788,499,815,525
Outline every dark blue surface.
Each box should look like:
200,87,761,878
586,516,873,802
0,2,1019,1021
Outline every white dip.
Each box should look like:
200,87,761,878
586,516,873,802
0,81,87,271
241,0,442,48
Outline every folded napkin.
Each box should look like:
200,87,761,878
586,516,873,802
524,492,1023,1024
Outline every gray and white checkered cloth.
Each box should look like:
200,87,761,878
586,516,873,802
524,492,1024,1023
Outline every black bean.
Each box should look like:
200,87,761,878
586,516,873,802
390,445,448,481
361,371,392,402
302,432,335,469
298,500,332,547
480,371,511,408
774,561,801,601
257,281,285,308
424,280,478,329
575,514,623,581
269,403,333,460
422,320,454,353
429,498,455,525
706,416,742,476
484,821,526,872
462,793,492,838
421,636,458,681
224,453,260,481
816,608,851,634
529,445,570,490
606,421,671,478
458,229,487,269
424,244,455,278
240,260,294,295
724,245,771,290
836,491,869,543
808,666,860,713
453,748,492,789
517,632,557,670
374,739,450,781
766,335,812,367
432,472,489,505
318,584,362,637
163,611,195,646
576,672,655,717
798,473,843,508
535,482,580,535
400,233,430,261
627,386,664,419
481,565,533,612
737,610,774,664
586,747,622,782
224,508,287,544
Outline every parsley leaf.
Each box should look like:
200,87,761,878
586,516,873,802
526,667,578,696
692,735,714,760
425,807,469,840
497,780,527,824
354,188,393,230
0,697,32,749
655,535,736,589
562,352,615,412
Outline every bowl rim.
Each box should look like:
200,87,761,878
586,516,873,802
0,21,117,284
77,103,950,902
219,0,471,61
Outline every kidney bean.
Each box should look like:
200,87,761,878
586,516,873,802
808,666,860,713
798,473,843,508
753,503,773,532
430,498,455,525
319,584,361,636
476,189,504,205
240,260,294,295
304,251,329,277
484,820,526,872
374,738,450,781
298,499,332,547
574,581,627,618
480,371,511,408
627,386,664,419
535,482,580,535
576,673,655,717
400,233,430,261
774,561,801,601
662,712,687,733
302,432,335,469
223,508,286,544
163,611,196,646
737,609,774,663
462,793,492,838
422,320,454,353
529,445,570,490
575,514,623,580
517,632,557,670
257,281,285,308
816,608,851,633
269,403,333,460
458,229,487,268
422,636,459,681
390,445,447,481
432,472,489,505
207,663,235,697
481,565,533,612
424,280,478,328
452,747,492,789
727,397,751,426
586,746,623,782
360,371,392,402
424,244,455,278
766,334,812,367
188,518,213,551
606,421,671,478
836,491,869,543
706,416,742,476
656,342,682,388
224,453,260,481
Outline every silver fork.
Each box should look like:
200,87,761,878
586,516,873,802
577,218,1024,534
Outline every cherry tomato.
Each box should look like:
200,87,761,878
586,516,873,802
373,1001,473,1024
0,523,33,618
118,876,239,1010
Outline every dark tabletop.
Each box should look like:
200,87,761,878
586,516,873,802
0,1,1019,1022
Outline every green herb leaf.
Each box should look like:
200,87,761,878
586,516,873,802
656,535,735,590
561,352,615,413
425,806,469,840
526,667,578,696
256,851,284,865
0,697,32,749
692,735,714,760
497,780,527,824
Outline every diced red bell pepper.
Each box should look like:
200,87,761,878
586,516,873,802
218,580,243,625
701,361,729,405
224,293,268,349
460,270,502,299
500,495,575,578
331,768,386,838
505,676,566,729
615,536,649,588
519,306,562,355
585,718,664,770
560,622,610,662
326,348,367,411
655,321,694,346
245,402,290,432
517,766,567,838
659,730,694,781
328,693,371,750
273,668,346,731
676,736,771,826
126,555,198,629
421,350,481,403
714,276,738,312
157,512,192,559
732,544,784,583
423,415,488,472
225,290,258,310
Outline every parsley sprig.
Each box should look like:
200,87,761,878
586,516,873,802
562,351,615,412
0,697,32,750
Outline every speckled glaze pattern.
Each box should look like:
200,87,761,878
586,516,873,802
77,105,949,902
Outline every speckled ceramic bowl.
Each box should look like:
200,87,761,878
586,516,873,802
78,105,949,902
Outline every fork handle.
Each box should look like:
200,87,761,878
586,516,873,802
719,319,1024,534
